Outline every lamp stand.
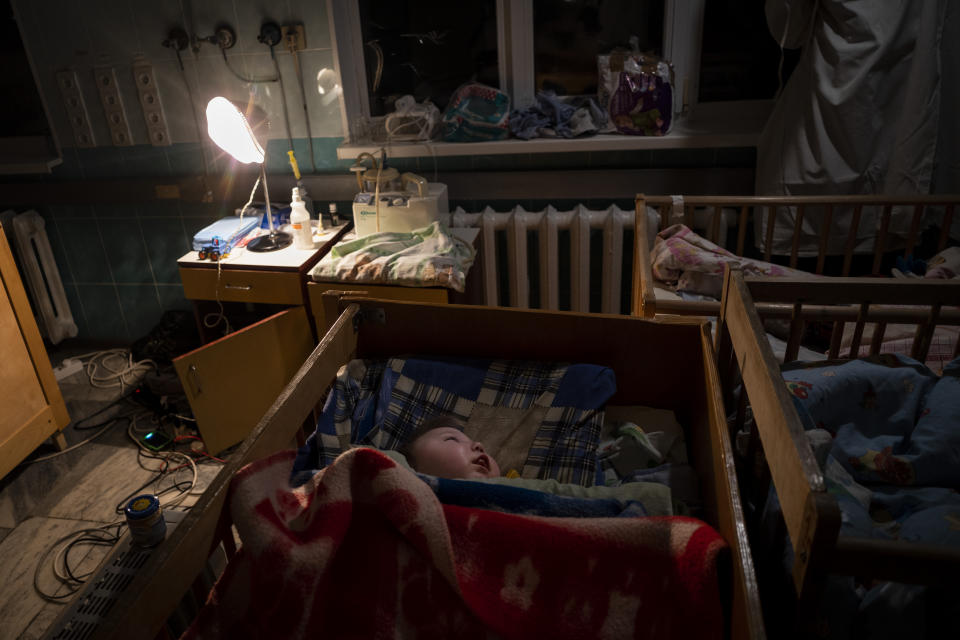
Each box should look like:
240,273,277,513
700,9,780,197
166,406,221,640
246,164,292,252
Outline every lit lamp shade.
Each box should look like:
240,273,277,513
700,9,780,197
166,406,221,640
205,97,264,164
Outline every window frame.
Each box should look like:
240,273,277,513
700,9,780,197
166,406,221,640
327,0,772,155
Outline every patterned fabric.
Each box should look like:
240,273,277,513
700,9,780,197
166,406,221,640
183,448,728,640
310,221,476,292
292,357,615,487
651,224,811,298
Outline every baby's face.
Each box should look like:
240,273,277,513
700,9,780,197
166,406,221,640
409,427,500,479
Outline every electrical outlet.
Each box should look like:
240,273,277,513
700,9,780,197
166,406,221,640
132,57,172,146
281,24,305,51
56,70,95,147
94,67,133,146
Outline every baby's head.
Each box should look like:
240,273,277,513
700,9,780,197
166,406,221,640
399,415,501,480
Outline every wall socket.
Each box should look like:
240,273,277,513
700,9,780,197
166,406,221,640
132,58,172,146
281,24,305,51
94,67,134,146
56,70,95,147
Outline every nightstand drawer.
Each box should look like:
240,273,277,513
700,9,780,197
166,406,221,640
180,267,303,305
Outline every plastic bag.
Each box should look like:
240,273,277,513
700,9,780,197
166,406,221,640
441,83,511,142
598,52,673,136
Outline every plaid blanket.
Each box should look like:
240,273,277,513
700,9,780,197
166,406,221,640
292,357,615,487
183,448,727,640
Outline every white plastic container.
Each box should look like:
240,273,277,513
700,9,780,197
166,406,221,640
352,177,449,238
289,187,314,250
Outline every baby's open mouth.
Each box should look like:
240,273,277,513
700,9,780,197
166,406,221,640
473,456,490,472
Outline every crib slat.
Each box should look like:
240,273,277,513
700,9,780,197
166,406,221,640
785,301,804,363
911,303,941,362
764,206,776,262
736,205,749,256
710,205,723,244
601,209,623,314
848,302,870,358
570,208,591,312
684,204,694,229
789,205,805,268
481,211,498,305
905,204,924,258
869,321,887,355
872,205,891,274
507,210,529,308
539,211,559,311
842,205,863,276
938,204,955,253
816,205,833,275
828,321,844,359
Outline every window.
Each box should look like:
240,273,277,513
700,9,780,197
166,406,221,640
329,0,783,151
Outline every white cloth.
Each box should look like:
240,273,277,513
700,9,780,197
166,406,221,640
755,0,959,256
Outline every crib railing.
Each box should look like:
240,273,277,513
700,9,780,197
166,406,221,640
634,194,960,318
451,205,655,315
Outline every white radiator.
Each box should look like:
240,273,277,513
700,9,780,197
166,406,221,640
451,205,658,314
6,209,78,344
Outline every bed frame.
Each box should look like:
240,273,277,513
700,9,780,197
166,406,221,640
714,267,960,632
632,194,959,318
84,294,766,639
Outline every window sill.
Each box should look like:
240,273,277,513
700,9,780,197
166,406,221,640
336,110,768,160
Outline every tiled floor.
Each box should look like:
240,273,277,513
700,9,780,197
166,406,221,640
0,349,223,640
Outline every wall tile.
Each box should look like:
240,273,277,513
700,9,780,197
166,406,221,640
129,1,187,64
74,147,125,179
75,284,127,341
46,204,95,220
50,147,85,180
157,283,190,312
94,204,140,218
56,219,113,283
116,284,162,339
119,145,172,178
311,137,351,172
140,218,189,283
63,282,89,337
293,0,332,49
99,219,154,283
43,218,74,284
137,201,182,217
165,143,209,175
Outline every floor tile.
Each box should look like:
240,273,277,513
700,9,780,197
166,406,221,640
0,516,107,640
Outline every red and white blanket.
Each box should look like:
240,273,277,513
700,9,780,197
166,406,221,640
183,448,728,639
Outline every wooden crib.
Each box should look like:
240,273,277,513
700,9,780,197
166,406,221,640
83,294,766,639
632,194,959,319
714,267,960,633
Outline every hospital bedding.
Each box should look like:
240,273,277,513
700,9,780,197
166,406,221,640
773,355,960,639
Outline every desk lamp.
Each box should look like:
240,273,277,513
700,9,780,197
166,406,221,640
205,97,291,252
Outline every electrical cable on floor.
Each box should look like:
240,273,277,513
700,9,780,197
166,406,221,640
291,48,317,173
33,522,125,602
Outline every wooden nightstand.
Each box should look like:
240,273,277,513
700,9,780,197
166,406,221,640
172,222,349,455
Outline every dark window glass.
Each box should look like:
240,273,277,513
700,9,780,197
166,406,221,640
533,0,665,96
359,0,499,116
698,0,799,102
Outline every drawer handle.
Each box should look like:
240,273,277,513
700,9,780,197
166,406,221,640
224,284,252,291
188,364,202,396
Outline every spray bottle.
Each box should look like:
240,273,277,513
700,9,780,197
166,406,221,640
290,187,314,250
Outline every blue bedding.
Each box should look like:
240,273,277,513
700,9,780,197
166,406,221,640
291,357,616,487
779,355,960,639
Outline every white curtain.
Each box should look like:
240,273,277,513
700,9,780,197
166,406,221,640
755,0,959,256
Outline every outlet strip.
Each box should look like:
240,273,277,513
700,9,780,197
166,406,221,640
54,358,84,381
93,67,133,146
132,57,171,146
56,71,95,148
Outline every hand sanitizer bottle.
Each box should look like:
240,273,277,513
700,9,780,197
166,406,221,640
290,187,314,250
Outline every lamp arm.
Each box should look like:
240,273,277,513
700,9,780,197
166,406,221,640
260,164,274,233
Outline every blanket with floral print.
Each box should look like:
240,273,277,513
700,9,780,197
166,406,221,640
182,448,727,640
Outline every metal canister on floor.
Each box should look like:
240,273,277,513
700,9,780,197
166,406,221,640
123,494,166,547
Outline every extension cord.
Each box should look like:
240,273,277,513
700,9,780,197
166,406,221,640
53,357,84,381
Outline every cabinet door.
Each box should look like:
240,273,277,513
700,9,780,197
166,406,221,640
173,307,314,456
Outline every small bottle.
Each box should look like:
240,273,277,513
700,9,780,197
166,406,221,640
329,203,340,226
290,187,314,250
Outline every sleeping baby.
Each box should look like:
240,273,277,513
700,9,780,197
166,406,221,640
398,415,501,479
